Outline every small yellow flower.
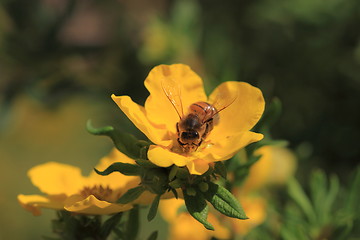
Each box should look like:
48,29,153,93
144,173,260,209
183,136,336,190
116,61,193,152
229,145,297,236
160,198,231,240
18,149,153,216
241,145,298,193
112,64,265,175
229,195,267,236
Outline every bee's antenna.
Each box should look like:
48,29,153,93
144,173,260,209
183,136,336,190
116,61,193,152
161,79,184,119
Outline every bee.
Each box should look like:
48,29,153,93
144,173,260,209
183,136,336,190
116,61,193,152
162,80,235,153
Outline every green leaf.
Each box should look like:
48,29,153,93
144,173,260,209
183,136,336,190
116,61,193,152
147,194,161,221
346,167,360,216
169,165,179,181
113,227,124,239
117,186,146,204
214,161,227,179
135,158,158,168
309,169,327,223
141,168,168,195
170,188,179,199
288,177,316,224
124,207,139,240
310,170,340,224
203,182,248,219
169,178,183,189
100,212,123,239
323,174,339,220
87,120,149,159
175,167,190,179
147,231,158,240
94,162,141,176
183,189,214,230
281,226,303,240
52,211,78,239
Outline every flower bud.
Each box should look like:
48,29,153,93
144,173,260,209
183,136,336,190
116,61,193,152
199,182,209,192
186,187,197,196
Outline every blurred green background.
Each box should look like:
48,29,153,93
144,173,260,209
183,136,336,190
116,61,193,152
1,0,359,239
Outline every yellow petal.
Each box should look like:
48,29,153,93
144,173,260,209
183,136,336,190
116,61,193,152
131,188,180,206
160,199,230,240
144,64,207,130
133,191,157,205
147,145,189,167
28,162,85,196
186,159,210,175
94,148,137,170
18,194,65,216
111,95,171,146
202,131,264,161
159,198,185,222
88,148,141,190
231,195,267,235
170,213,210,240
242,146,297,192
208,214,231,240
267,146,297,185
64,195,132,215
240,146,273,193
209,81,265,140
168,212,230,240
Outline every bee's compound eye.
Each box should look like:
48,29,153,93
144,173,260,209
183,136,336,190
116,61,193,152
181,131,199,140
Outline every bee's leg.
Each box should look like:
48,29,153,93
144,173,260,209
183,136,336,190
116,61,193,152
178,141,192,153
176,123,182,146
191,139,201,152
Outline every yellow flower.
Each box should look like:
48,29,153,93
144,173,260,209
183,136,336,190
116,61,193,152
112,64,265,175
160,198,231,240
18,149,153,216
229,195,267,236
241,145,298,193
227,146,297,236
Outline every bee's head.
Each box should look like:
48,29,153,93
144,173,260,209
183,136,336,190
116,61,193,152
181,131,199,141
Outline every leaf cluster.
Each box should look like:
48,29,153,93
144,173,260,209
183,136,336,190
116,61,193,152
183,182,248,231
280,168,360,240
46,211,113,240
46,209,158,240
87,121,250,232
246,168,360,240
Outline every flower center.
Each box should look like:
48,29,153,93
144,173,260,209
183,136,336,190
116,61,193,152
80,185,117,202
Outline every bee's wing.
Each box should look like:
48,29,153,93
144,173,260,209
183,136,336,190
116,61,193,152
211,90,237,116
161,79,184,119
